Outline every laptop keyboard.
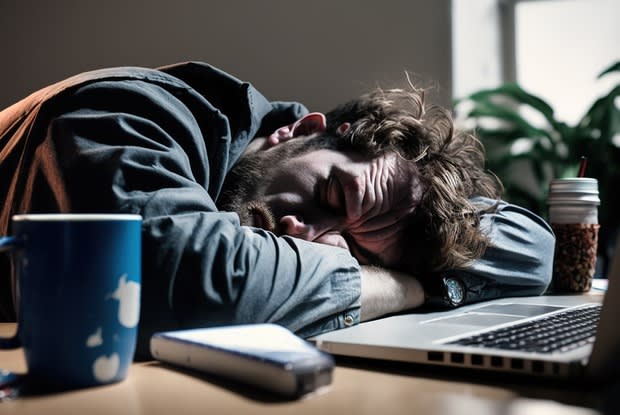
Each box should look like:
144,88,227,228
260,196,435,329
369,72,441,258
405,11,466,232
447,304,601,354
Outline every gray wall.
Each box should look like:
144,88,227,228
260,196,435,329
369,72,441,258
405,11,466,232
0,0,452,112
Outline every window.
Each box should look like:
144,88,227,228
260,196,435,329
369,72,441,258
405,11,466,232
451,0,504,100
514,0,620,124
453,0,620,124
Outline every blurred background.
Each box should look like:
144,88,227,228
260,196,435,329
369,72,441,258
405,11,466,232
2,0,616,121
1,0,619,270
0,0,453,111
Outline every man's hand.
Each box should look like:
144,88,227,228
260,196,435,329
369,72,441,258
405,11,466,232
360,265,425,321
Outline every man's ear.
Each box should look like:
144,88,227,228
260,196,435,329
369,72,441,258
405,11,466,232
266,112,326,147
337,122,351,136
290,112,327,137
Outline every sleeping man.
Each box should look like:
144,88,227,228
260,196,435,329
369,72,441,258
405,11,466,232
0,62,554,357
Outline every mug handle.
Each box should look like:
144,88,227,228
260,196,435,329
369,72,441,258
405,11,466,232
0,236,21,349
0,236,18,253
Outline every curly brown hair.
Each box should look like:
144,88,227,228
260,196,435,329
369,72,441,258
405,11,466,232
321,86,502,274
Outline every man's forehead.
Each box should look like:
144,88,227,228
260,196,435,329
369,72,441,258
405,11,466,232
291,146,392,169
294,147,423,202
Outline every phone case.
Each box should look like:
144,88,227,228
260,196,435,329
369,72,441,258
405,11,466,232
150,324,334,397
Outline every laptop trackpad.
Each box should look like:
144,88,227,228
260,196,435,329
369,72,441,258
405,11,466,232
423,303,567,327
474,303,566,316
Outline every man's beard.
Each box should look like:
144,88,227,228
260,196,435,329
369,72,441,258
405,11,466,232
217,151,275,232
217,139,313,233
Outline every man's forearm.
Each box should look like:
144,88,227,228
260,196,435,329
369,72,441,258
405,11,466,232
359,265,425,321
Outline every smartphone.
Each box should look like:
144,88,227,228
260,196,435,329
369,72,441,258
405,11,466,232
150,324,334,398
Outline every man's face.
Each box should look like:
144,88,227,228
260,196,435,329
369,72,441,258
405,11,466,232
217,136,424,268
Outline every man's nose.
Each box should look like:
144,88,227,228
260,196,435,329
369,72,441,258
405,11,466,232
280,214,338,240
280,215,348,250
279,215,312,239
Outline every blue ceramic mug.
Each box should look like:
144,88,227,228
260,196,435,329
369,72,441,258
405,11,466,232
0,214,142,389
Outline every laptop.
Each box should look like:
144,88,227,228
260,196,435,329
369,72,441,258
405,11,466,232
312,237,620,380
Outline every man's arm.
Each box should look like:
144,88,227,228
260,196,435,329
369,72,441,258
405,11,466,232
360,266,424,321
358,197,555,318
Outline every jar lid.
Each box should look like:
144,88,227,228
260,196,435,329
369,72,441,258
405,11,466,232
549,178,598,193
548,178,600,205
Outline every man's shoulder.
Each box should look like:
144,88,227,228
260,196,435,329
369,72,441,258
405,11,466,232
1,64,193,118
48,64,193,96
50,61,241,95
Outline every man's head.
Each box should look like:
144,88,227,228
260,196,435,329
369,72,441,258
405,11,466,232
217,86,501,275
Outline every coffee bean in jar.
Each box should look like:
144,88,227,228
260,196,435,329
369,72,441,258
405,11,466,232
551,223,599,292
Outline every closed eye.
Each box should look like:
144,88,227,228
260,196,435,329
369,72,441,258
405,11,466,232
326,174,346,213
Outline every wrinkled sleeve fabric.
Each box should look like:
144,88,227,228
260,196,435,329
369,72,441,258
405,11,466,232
41,73,360,358
449,197,555,304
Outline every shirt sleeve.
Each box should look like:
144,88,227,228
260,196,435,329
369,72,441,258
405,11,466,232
42,78,361,358
448,197,555,305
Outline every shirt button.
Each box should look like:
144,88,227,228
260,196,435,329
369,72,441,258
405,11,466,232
344,314,355,326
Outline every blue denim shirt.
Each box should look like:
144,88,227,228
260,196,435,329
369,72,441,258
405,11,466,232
0,62,554,358
448,197,555,304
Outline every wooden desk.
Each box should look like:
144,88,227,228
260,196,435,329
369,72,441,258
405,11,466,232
0,322,616,415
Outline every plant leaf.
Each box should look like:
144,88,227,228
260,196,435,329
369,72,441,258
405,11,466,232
465,103,553,141
598,61,620,78
466,83,557,127
580,84,620,141
607,106,620,140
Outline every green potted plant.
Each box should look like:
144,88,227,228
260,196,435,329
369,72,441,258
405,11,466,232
455,61,620,272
